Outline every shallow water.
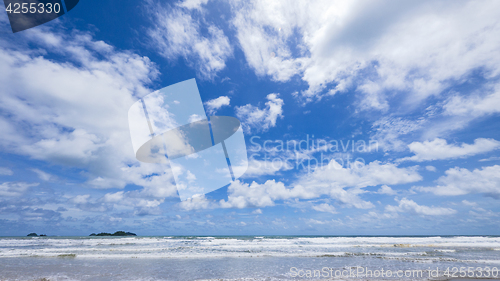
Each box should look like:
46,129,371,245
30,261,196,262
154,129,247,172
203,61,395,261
0,236,499,280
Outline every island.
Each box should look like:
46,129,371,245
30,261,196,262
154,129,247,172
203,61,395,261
27,233,47,237
89,231,136,236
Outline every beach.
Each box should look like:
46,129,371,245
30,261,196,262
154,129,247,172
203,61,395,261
1,236,500,280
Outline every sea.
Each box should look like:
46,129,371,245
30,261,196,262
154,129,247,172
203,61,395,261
1,236,500,281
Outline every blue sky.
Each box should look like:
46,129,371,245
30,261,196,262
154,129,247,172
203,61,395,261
0,0,500,236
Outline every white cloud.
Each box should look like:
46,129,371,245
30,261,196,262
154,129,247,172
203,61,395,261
292,160,421,209
304,218,327,225
401,138,500,162
443,85,500,117
479,156,500,162
103,191,124,203
67,190,166,216
220,180,287,208
21,129,103,166
235,93,284,133
147,3,232,79
177,0,209,10
371,117,425,152
0,25,182,202
0,182,38,197
462,200,477,207
377,185,396,195
425,166,437,172
385,198,456,216
230,0,309,82
188,114,204,123
220,160,421,209
179,194,213,211
72,194,90,205
312,203,337,214
416,165,500,197
204,96,230,115
252,208,262,214
230,0,500,108
0,167,13,176
31,169,52,181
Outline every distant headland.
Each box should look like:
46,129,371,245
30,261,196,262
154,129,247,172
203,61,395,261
89,231,137,236
26,233,46,237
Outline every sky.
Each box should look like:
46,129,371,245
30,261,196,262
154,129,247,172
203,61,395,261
0,0,500,236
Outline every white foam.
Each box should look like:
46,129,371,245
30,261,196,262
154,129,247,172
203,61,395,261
1,236,499,259
434,249,456,253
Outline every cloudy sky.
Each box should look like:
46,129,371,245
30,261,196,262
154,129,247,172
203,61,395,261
0,0,500,236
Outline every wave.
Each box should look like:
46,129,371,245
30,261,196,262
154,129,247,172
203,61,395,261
1,236,499,261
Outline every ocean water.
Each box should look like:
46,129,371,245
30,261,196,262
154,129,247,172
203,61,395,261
0,236,500,280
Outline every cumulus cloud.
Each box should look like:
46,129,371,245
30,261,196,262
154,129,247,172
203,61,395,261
292,160,421,209
377,185,397,195
103,191,124,203
69,188,168,216
72,194,90,205
252,208,262,214
312,203,337,214
204,96,230,115
0,24,183,203
21,129,103,166
188,114,204,123
416,165,500,198
147,2,232,79
219,160,421,209
443,85,500,118
235,93,284,133
426,166,437,172
400,138,500,162
385,198,456,216
220,180,287,208
226,0,500,161
180,194,213,211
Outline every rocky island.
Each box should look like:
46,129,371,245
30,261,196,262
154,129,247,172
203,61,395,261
89,231,136,236
26,233,47,237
